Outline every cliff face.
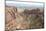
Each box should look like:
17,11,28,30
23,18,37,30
24,8,43,15
5,6,44,31
5,6,17,31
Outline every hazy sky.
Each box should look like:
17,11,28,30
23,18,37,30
6,1,44,8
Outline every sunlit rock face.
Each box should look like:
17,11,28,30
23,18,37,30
5,6,44,31
17,8,25,13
